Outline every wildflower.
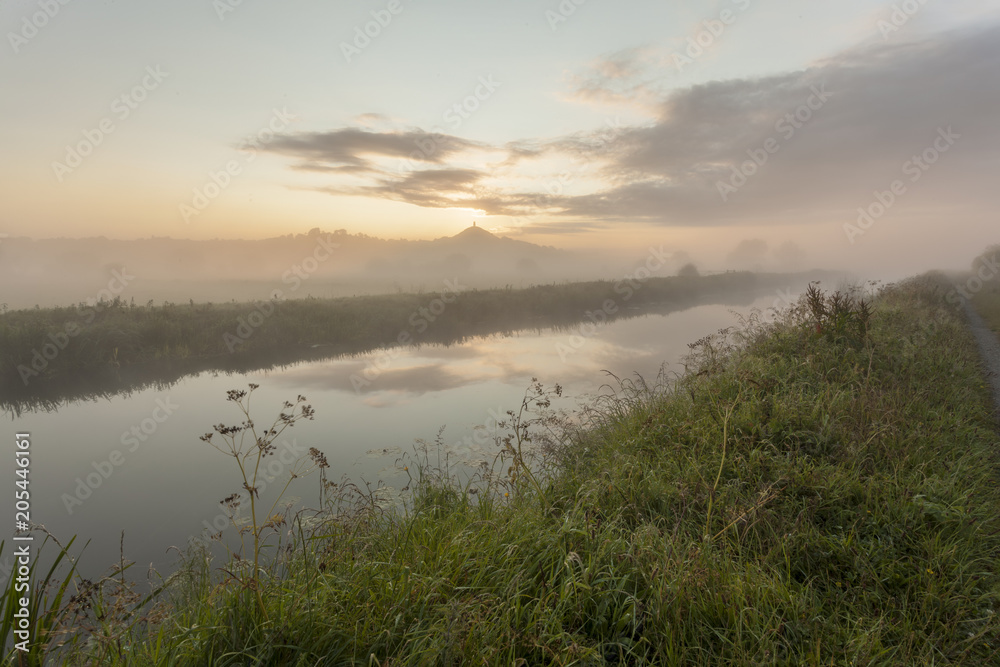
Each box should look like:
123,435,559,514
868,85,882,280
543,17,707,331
308,447,329,468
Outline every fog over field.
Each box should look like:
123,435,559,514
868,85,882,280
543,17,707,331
0,225,824,309
2,1,998,307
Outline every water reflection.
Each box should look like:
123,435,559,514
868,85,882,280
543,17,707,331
1,272,820,416
3,290,799,579
270,302,768,408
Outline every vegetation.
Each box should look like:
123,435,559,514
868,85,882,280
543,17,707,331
969,244,1000,333
0,271,824,412
198,385,323,618
676,263,699,278
1,535,82,666
6,274,1000,664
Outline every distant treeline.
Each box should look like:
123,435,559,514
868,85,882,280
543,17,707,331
0,271,833,411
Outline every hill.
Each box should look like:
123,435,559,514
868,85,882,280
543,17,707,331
0,226,621,309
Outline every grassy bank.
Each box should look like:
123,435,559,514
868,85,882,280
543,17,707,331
7,274,1000,664
967,244,1000,332
971,283,1000,334
0,272,812,411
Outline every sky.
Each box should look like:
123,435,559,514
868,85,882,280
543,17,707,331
2,0,999,274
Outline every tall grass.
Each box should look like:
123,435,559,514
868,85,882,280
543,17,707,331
971,285,1000,334
10,274,1000,664
1,535,81,665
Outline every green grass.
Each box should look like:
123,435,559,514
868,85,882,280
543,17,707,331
971,284,1000,335
967,243,1000,333
8,274,1000,665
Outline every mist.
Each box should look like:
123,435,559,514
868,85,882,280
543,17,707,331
0,225,847,310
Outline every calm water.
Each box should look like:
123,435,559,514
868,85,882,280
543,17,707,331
4,296,779,581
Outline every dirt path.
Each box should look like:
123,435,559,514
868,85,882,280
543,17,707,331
963,302,1000,422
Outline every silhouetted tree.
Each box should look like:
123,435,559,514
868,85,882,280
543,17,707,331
677,263,699,277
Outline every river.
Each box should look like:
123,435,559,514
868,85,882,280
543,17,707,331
3,294,783,582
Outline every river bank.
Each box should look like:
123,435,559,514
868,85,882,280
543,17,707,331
6,274,1000,664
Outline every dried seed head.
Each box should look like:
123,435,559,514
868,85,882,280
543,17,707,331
226,389,247,402
308,447,329,469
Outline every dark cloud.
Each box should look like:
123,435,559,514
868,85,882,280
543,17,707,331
322,172,552,216
374,168,486,209
262,128,483,174
266,24,1000,229
560,23,1000,223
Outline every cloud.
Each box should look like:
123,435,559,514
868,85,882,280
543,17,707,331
564,47,668,109
375,168,486,208
560,23,1000,223
265,24,1000,230
504,220,619,236
276,361,488,397
263,128,484,175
